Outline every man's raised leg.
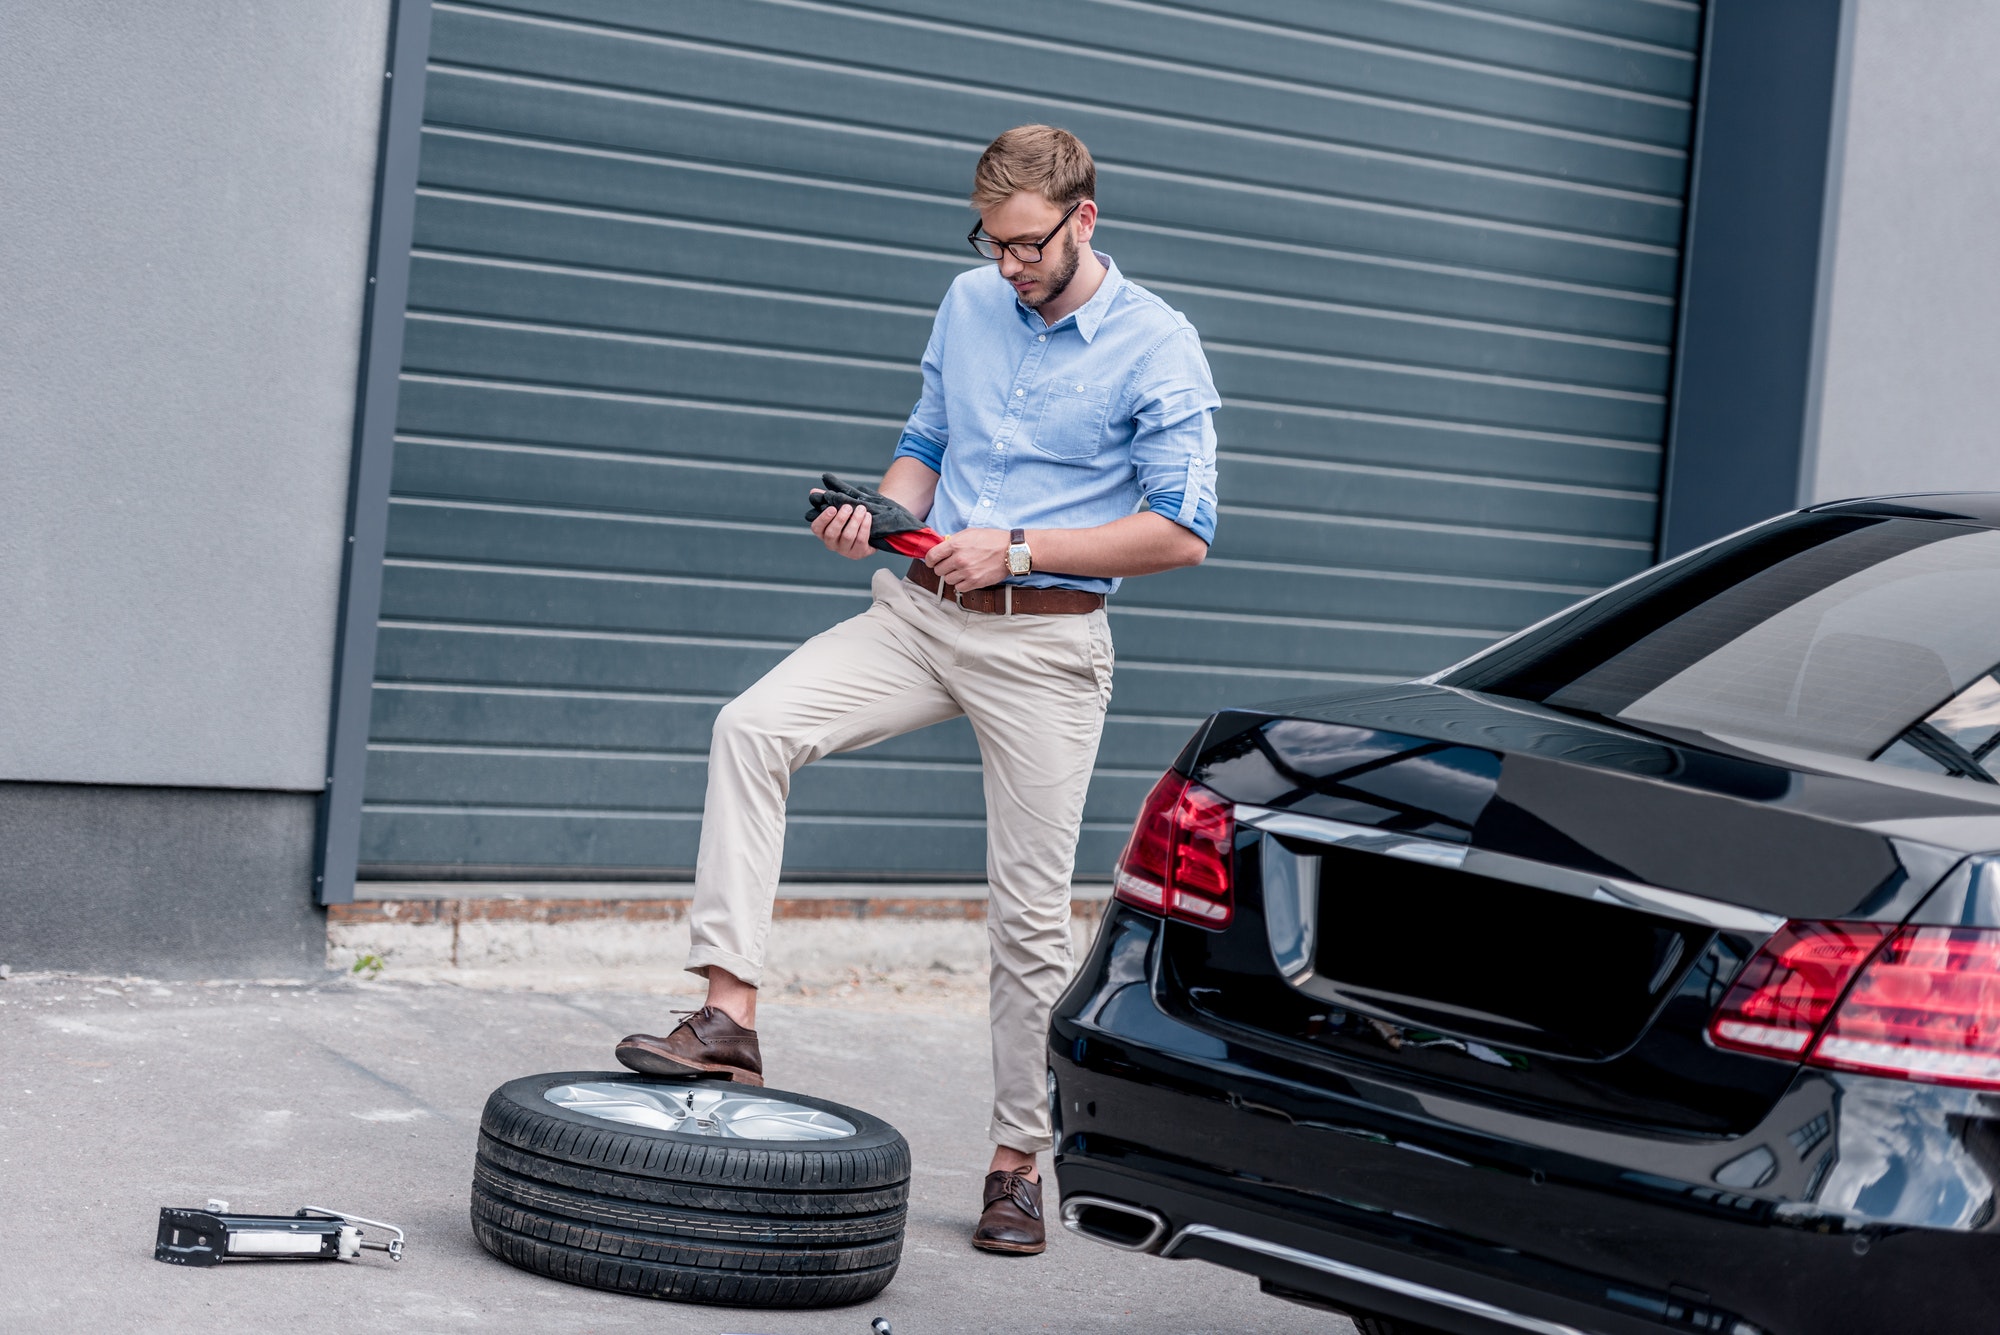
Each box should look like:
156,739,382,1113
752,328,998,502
617,569,962,1082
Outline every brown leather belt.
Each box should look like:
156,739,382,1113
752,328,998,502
905,559,1105,615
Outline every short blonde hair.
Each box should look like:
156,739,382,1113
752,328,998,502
971,125,1095,211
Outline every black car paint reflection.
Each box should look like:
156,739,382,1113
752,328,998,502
1073,911,2000,1236
1053,498,2000,1335
1058,908,2000,1333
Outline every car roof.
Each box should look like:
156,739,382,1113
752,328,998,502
1810,493,2000,527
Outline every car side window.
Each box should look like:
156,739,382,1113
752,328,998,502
1458,515,2000,786
1876,670,2000,783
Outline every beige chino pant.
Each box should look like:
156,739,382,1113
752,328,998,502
686,566,1114,1153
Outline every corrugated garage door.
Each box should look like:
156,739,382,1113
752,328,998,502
361,0,1702,879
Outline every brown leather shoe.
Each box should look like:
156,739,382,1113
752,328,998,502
615,1007,764,1086
972,1169,1045,1254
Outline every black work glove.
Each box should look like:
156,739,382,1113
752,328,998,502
804,473,942,557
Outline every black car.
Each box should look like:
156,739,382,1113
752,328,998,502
1051,496,2000,1335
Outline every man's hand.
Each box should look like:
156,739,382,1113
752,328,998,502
925,528,1010,591
811,501,874,559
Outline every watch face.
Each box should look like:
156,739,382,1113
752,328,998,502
1008,547,1031,575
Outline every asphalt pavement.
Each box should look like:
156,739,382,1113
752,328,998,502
0,969,1351,1334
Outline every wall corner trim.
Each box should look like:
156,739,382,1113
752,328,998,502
1795,0,1861,509
1657,0,1849,559
314,0,433,907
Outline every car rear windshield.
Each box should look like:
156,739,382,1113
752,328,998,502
1445,514,2000,784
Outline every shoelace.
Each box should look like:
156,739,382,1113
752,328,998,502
669,1007,757,1048
669,1007,715,1046
984,1169,1041,1219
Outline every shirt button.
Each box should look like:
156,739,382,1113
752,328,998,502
1015,388,1024,397
1038,335,1046,342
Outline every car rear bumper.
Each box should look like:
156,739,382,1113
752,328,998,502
1050,908,2000,1335
1057,1156,1667,1335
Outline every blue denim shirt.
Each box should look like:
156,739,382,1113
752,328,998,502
892,254,1220,595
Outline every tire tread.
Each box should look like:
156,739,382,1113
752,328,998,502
473,1155,906,1245
477,1132,909,1217
471,1186,902,1274
480,1079,909,1193
471,1072,909,1309
473,1212,899,1307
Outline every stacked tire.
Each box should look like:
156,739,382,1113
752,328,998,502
472,1071,909,1307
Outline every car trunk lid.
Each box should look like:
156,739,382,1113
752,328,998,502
1248,807,1768,1064
1167,700,1965,1134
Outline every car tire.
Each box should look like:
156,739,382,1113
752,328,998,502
471,1070,909,1307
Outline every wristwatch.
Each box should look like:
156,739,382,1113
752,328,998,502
1006,528,1033,577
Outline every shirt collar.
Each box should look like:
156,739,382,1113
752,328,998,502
1016,252,1122,343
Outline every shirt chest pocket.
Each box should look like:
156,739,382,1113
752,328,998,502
1028,380,1114,461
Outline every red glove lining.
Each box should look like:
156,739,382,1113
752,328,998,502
878,527,943,559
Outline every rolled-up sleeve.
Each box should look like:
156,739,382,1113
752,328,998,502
1129,326,1220,544
892,296,951,473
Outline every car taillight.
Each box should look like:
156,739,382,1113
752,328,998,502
1708,920,2000,1091
1112,771,1234,929
1813,927,2000,1088
1707,921,1892,1057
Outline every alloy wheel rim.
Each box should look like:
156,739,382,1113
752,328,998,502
544,1080,857,1140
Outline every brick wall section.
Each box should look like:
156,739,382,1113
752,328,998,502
328,897,1108,927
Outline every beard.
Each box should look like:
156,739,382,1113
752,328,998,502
1018,229,1080,310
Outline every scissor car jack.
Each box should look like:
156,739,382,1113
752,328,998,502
155,1200,405,1265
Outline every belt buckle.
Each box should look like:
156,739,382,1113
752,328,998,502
951,585,1013,614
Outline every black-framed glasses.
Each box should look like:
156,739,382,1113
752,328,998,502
967,199,1082,263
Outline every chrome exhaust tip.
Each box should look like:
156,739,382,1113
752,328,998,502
1060,1194,1170,1254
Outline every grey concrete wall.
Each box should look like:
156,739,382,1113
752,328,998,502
1808,0,2000,503
0,1,391,791
0,784,325,978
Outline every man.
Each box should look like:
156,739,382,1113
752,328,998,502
615,125,1219,1254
